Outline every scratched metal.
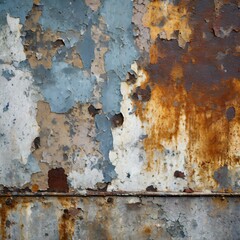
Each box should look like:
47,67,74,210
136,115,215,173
0,0,240,193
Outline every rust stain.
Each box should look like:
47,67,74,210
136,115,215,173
143,0,192,48
132,85,151,102
0,198,17,240
146,185,158,192
212,197,229,209
57,198,80,240
89,198,113,240
88,104,101,117
136,0,240,189
183,188,194,193
31,184,39,193
174,171,185,179
111,113,124,128
48,168,69,193
143,226,152,235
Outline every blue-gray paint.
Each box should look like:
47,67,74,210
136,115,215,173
1,69,15,81
101,71,122,114
0,0,32,24
213,165,231,189
38,61,95,113
105,33,139,80
102,0,139,80
39,0,91,32
2,154,40,188
94,0,139,179
36,0,97,71
95,114,117,182
76,24,95,69
7,202,60,240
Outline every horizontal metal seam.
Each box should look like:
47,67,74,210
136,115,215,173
0,192,239,197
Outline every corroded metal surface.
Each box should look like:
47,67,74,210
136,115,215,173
0,0,240,192
0,196,239,240
0,0,240,239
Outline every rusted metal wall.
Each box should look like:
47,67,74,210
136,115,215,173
0,0,239,239
0,196,240,240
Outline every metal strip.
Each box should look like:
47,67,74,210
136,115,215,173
0,191,239,197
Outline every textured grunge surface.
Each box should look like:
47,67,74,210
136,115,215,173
0,0,240,193
0,196,239,240
0,0,240,239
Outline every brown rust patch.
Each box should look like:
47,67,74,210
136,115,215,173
48,168,69,193
88,104,101,117
106,197,114,204
31,184,39,193
59,209,75,240
135,0,240,190
58,198,80,240
126,72,137,85
183,188,194,193
132,85,151,102
0,198,17,240
143,226,152,235
146,185,158,192
111,113,124,128
174,171,185,179
212,197,229,210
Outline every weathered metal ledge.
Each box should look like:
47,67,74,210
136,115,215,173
0,191,239,197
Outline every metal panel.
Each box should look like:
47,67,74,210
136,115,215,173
0,0,239,238
1,0,239,194
0,196,240,240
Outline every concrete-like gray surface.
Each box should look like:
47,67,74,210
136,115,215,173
1,196,239,240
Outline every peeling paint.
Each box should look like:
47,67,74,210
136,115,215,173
0,15,26,63
0,0,239,238
0,3,240,237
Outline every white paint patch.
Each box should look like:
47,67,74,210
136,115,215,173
0,15,41,187
0,14,26,64
0,64,41,164
109,63,148,191
68,168,104,190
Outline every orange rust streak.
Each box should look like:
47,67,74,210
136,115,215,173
58,198,78,240
31,184,39,193
0,198,17,240
136,0,240,190
136,66,186,171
